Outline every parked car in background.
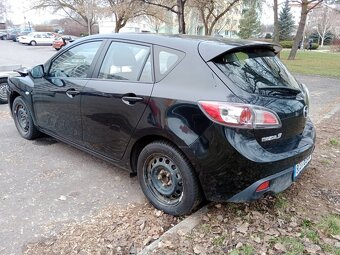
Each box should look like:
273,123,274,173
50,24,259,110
6,28,34,41
52,35,77,50
7,34,316,216
16,31,33,43
6,28,21,41
0,65,21,104
19,32,56,46
0,30,7,40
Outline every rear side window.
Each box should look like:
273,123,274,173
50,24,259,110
154,46,185,82
213,48,300,94
98,42,152,82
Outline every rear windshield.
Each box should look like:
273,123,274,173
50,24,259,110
213,48,300,94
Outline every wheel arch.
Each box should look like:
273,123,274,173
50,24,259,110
9,91,20,114
129,135,196,175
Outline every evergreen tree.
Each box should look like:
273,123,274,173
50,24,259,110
238,0,261,39
278,0,295,40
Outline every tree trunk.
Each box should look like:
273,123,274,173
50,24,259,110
288,1,308,60
115,19,122,33
177,0,186,34
273,0,280,58
273,0,279,43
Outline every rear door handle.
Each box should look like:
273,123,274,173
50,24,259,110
121,95,144,105
66,89,80,98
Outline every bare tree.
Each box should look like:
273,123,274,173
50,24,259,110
138,6,171,33
190,0,241,36
309,4,338,46
32,0,100,35
0,0,9,22
141,0,187,33
288,0,323,60
107,0,147,33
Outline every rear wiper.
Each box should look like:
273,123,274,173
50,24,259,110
258,86,301,95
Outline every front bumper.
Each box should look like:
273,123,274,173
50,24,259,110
188,118,316,202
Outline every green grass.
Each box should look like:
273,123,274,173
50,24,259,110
229,245,255,255
271,237,305,255
319,214,340,236
274,194,288,210
212,235,226,246
301,219,319,242
330,138,339,146
322,244,340,255
280,50,340,78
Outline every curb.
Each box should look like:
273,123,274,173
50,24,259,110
138,205,210,255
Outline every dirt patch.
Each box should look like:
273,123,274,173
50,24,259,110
23,113,340,255
23,203,180,255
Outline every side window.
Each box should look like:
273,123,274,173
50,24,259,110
98,42,151,82
154,46,184,82
49,41,102,78
159,51,178,74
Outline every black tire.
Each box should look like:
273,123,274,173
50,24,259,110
137,141,202,216
30,40,37,46
0,78,8,104
12,96,40,140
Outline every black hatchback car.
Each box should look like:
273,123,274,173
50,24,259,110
7,34,315,216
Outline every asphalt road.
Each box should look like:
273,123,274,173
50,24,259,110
0,40,146,254
0,39,340,254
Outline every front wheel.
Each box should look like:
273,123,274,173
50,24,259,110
137,141,202,216
12,96,40,140
30,40,37,46
0,78,8,104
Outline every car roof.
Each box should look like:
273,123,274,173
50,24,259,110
74,33,282,61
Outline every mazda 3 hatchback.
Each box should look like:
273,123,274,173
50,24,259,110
7,34,316,216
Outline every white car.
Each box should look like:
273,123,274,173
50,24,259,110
19,32,56,46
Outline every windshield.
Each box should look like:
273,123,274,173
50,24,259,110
214,48,300,94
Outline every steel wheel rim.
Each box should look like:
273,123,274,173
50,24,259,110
15,104,29,134
144,154,183,205
0,82,7,101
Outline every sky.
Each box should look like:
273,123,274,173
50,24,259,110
7,0,62,25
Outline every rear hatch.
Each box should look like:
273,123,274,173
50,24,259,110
199,41,309,152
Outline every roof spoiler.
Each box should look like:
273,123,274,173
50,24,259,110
198,41,282,62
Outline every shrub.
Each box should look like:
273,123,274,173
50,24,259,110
280,40,293,48
279,41,319,50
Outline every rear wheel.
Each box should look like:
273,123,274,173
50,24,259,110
137,141,202,216
30,40,37,46
12,96,40,140
0,78,8,104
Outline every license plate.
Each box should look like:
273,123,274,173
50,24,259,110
293,155,312,179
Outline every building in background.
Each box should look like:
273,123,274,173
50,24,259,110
98,3,242,38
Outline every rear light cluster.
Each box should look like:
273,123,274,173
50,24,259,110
198,101,281,129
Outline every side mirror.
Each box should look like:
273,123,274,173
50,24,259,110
30,65,44,78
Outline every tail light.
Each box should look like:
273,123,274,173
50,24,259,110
198,101,281,129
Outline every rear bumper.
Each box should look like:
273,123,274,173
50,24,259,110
227,164,305,202
188,118,316,202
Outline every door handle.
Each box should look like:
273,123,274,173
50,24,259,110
121,95,144,105
66,89,80,98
